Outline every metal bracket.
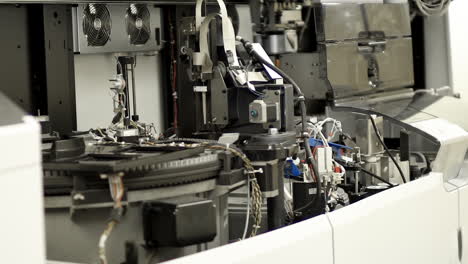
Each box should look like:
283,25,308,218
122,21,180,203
209,69,229,125
262,89,282,129
194,86,208,124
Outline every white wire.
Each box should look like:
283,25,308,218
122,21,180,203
89,130,103,141
241,178,251,240
413,0,451,16
333,161,346,178
308,118,344,147
283,185,294,219
317,131,330,147
328,122,336,141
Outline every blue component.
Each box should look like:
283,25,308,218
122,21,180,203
309,138,353,150
284,159,302,179
309,138,353,159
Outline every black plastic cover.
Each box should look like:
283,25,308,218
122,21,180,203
142,198,217,247
293,182,325,221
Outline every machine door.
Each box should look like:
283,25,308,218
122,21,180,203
411,116,468,264
329,172,460,264
328,116,468,264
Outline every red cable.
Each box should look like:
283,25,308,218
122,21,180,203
309,163,317,183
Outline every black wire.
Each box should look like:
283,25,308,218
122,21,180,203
261,57,322,209
299,7,312,50
369,115,407,184
360,168,395,187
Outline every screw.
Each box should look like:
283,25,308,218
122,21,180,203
73,193,85,201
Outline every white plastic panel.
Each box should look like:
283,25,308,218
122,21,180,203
411,118,468,183
448,2,468,97
165,215,333,264
456,151,468,264
0,117,41,170
458,184,468,264
329,172,459,264
0,117,45,264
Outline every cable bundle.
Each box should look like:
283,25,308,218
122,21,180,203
412,0,452,16
99,174,125,264
147,139,264,238
204,144,263,238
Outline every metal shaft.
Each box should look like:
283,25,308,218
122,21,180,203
118,57,131,121
267,160,286,231
202,92,207,124
354,171,360,194
130,63,137,118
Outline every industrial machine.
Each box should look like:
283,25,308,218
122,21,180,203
0,0,466,263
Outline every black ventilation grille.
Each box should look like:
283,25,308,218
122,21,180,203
126,4,151,45
82,4,111,47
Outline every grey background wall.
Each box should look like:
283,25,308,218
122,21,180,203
448,1,468,98
74,53,164,133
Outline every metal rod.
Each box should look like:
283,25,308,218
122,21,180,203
130,63,137,118
118,57,131,121
354,171,360,194
267,161,286,231
202,92,207,124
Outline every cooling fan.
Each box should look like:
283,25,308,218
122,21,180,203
82,4,111,47
126,4,151,45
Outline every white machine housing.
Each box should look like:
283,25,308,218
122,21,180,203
0,94,45,264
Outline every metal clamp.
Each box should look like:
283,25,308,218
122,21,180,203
244,168,264,175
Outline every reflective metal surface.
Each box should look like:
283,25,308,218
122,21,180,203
315,2,414,100
320,38,413,99
375,38,414,90
315,3,411,42
315,4,365,42
364,4,411,37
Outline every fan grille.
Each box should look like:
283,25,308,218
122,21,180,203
82,4,111,47
126,4,151,45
